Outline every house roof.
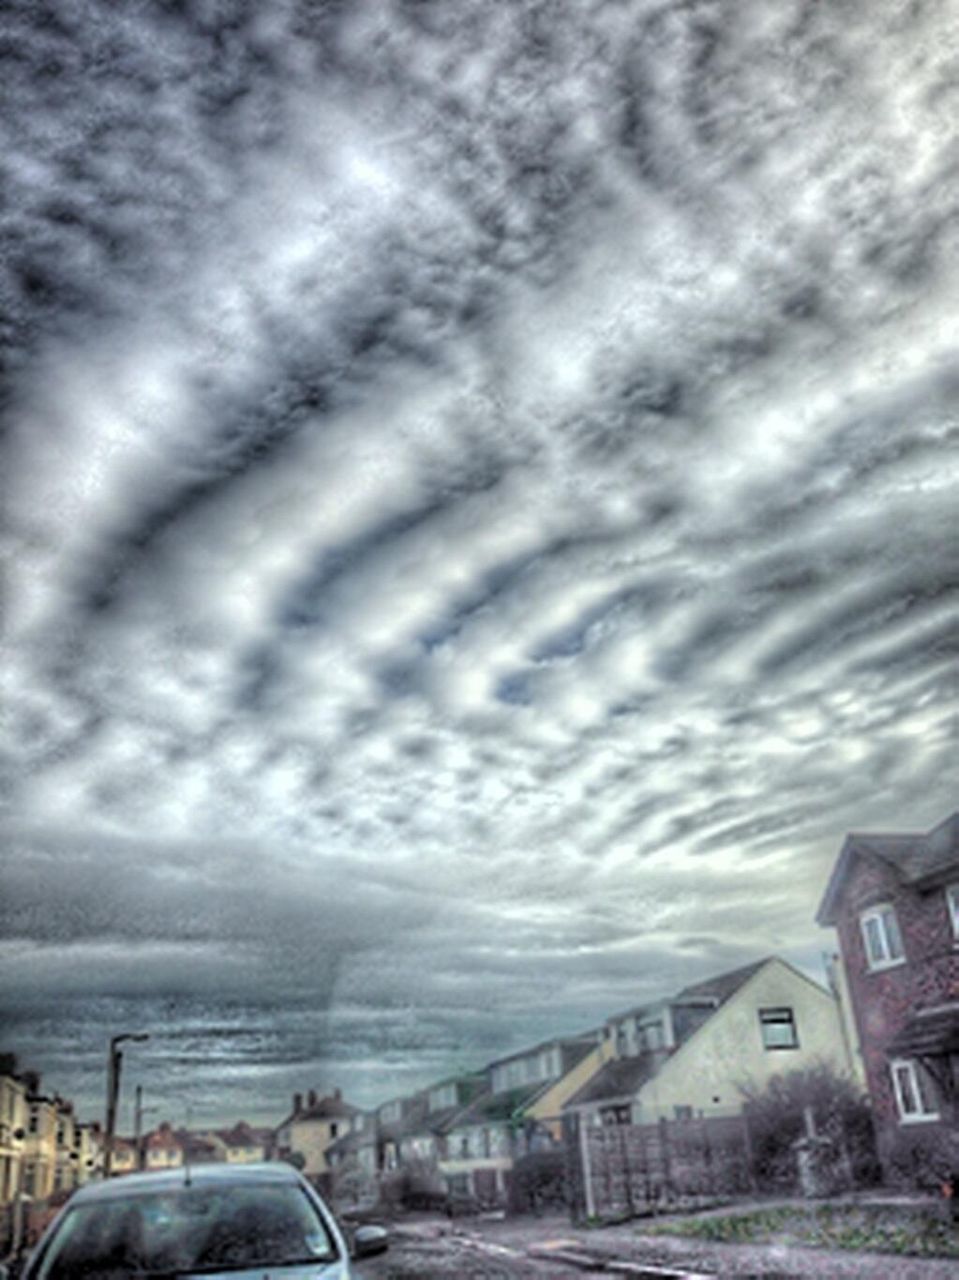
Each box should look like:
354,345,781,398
487,1034,598,1070
326,1125,375,1158
885,1005,959,1058
673,957,771,1005
218,1122,265,1148
145,1124,182,1151
607,958,770,1027
816,813,959,925
377,1094,430,1142
175,1130,223,1159
449,1082,545,1129
565,1055,661,1109
278,1093,361,1130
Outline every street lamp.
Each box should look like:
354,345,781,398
103,1033,149,1179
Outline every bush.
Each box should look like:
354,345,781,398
740,1063,880,1191
884,1126,959,1192
378,1160,447,1212
508,1149,569,1215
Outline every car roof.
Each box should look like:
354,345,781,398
68,1161,304,1204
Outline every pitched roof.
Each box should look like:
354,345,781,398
278,1093,361,1129
673,957,770,1004
377,1094,430,1141
608,958,770,1026
218,1122,264,1148
885,1004,959,1058
487,1034,598,1070
817,813,959,925
145,1124,182,1151
565,1055,661,1109
326,1125,375,1158
449,1082,544,1128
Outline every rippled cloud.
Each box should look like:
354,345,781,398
2,0,958,1120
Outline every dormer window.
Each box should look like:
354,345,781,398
860,904,904,970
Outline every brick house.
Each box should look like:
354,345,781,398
816,812,959,1175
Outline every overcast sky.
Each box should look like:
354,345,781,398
2,0,958,1128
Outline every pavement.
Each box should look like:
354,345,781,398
382,1199,959,1279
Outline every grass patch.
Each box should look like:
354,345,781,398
643,1204,959,1258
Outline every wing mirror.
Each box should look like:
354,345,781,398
352,1224,389,1258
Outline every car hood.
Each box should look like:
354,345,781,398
176,1265,350,1280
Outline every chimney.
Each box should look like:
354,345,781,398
333,1088,341,1101
293,1092,302,1115
307,1089,317,1108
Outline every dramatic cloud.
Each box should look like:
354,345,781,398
2,0,958,1122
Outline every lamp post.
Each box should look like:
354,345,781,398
103,1033,149,1179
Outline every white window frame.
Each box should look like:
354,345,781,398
759,1007,799,1050
946,885,959,943
890,1058,939,1124
859,903,905,971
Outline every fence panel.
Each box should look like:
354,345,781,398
582,1115,753,1220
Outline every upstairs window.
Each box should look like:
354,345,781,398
860,904,904,970
947,885,959,941
759,1007,799,1049
890,1059,939,1123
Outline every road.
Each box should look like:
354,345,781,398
351,1213,959,1280
353,1228,608,1278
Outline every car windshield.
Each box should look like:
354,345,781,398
34,1182,338,1277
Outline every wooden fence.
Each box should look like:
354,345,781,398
565,1114,757,1221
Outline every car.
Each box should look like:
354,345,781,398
14,1161,388,1279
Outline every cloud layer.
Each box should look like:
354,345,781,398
2,0,959,1122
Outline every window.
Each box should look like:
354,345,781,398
673,1105,694,1121
860,904,904,969
759,1007,799,1049
947,886,959,942
329,1123,337,1139
890,1059,939,1123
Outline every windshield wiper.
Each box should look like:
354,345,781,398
139,1257,337,1276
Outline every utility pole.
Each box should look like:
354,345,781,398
103,1032,149,1179
133,1085,158,1172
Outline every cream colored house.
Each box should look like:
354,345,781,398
52,1101,78,1193
110,1138,138,1175
274,1089,362,1177
0,1068,28,1205
75,1123,102,1185
143,1122,184,1170
23,1093,58,1202
217,1122,269,1164
567,957,853,1126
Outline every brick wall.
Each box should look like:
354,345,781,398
837,853,959,1159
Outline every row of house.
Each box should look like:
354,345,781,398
0,1062,101,1207
296,954,855,1206
5,811,953,1209
308,809,959,1200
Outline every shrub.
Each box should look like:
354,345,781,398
740,1063,879,1191
884,1126,959,1192
508,1149,569,1214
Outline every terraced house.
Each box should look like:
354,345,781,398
440,1034,608,1205
817,812,959,1176
0,1064,27,1206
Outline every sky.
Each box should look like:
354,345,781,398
2,0,958,1130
